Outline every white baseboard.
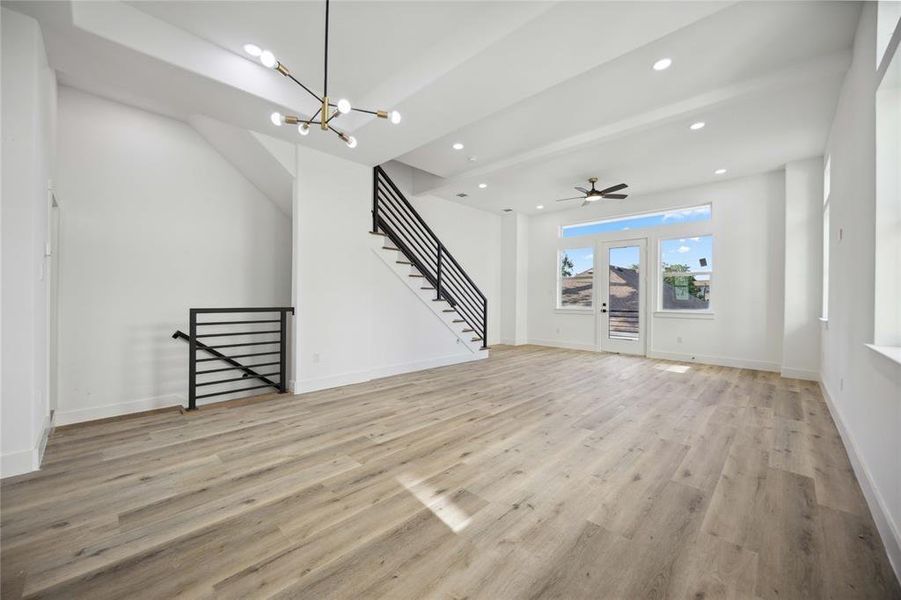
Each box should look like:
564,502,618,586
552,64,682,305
1,413,57,479
1,447,39,479
528,338,597,352
54,393,184,426
647,349,780,372
297,352,485,394
820,380,901,583
780,366,820,381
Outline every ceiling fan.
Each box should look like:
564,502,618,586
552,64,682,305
556,177,628,207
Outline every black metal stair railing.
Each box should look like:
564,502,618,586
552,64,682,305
172,307,294,410
372,165,487,348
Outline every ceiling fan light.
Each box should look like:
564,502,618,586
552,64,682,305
298,123,310,136
389,110,402,124
260,50,278,69
337,98,352,114
270,111,284,126
243,44,262,57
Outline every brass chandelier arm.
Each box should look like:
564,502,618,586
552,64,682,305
253,0,399,147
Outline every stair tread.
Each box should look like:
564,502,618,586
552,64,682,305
382,247,400,251
396,260,412,265
369,231,387,236
452,319,464,323
442,309,456,313
421,287,434,290
462,328,474,332
409,274,424,278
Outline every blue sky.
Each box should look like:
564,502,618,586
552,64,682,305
562,205,711,238
661,235,712,272
562,247,594,274
609,246,640,269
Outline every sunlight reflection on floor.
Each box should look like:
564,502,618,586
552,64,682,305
396,473,472,533
655,363,692,373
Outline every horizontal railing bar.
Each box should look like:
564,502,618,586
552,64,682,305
191,307,295,314
196,361,280,374
204,341,281,349
440,261,483,310
377,184,438,247
195,383,276,400
375,168,441,247
196,351,280,362
196,319,280,326
196,330,281,338
378,201,438,267
196,371,280,387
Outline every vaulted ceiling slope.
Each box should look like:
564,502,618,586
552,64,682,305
7,1,860,214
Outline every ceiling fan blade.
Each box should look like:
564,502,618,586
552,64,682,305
574,186,589,194
556,196,585,202
597,183,627,195
602,193,628,199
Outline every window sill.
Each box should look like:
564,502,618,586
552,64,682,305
865,344,901,367
554,308,593,315
654,311,715,320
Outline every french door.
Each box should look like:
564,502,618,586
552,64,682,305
597,239,647,355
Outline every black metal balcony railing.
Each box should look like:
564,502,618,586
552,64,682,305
173,307,294,410
372,166,487,348
608,308,639,338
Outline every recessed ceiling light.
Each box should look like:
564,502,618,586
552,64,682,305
690,121,706,130
653,58,672,71
478,183,487,189
715,168,727,175
536,205,544,210
452,142,464,150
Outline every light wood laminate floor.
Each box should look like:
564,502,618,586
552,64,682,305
2,345,899,599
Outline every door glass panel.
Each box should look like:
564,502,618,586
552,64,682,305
608,246,640,340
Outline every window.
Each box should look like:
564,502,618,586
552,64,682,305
660,236,712,311
822,155,831,320
562,205,711,238
558,247,593,308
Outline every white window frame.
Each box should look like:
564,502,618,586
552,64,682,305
560,204,712,239
657,234,714,314
557,247,594,311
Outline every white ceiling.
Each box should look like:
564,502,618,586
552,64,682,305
6,0,861,215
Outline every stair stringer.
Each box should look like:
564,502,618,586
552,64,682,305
370,236,489,358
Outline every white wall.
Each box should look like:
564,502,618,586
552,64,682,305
54,87,291,425
501,212,529,345
292,150,501,393
782,157,823,380
1,8,57,477
525,171,786,371
821,3,901,578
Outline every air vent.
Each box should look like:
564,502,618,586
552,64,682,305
456,193,469,198
502,208,513,213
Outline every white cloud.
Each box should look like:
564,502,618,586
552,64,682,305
690,237,700,241
677,245,691,253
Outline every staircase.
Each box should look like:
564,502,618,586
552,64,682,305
371,166,488,354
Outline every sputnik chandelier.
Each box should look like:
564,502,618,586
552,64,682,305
244,0,401,149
